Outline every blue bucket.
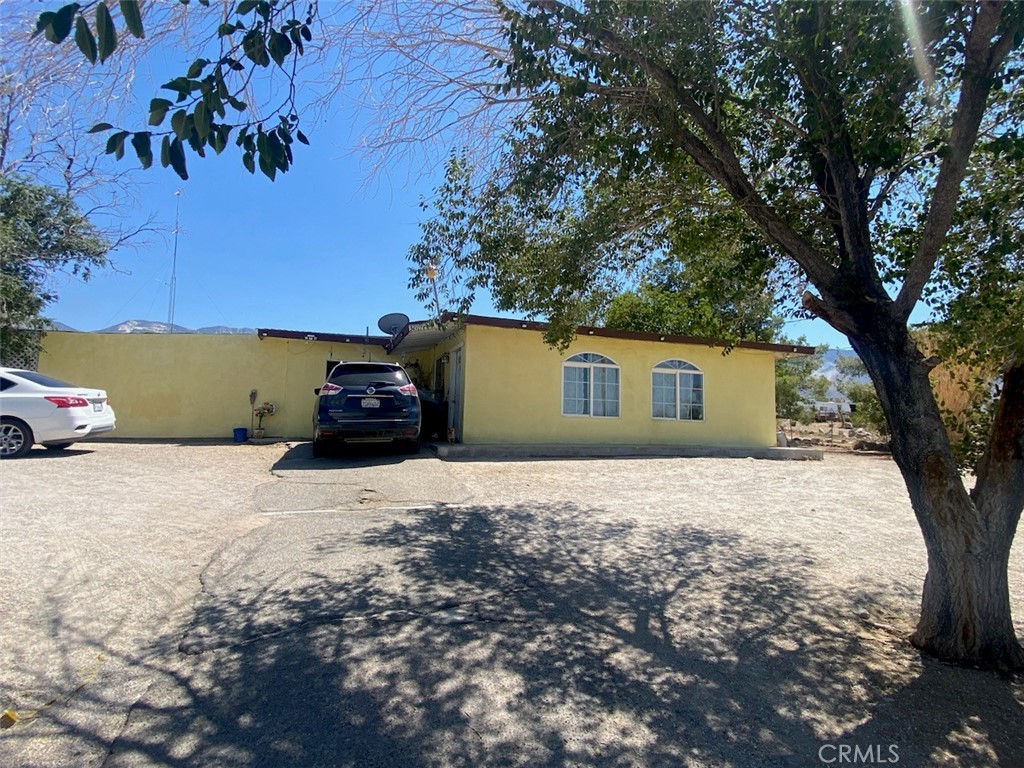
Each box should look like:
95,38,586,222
233,427,248,443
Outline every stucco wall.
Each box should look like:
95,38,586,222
37,332,376,439
460,324,777,447
36,325,778,446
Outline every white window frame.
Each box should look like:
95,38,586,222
651,359,705,422
562,353,621,418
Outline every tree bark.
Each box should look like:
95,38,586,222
847,316,1024,670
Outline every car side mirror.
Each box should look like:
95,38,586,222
313,387,321,395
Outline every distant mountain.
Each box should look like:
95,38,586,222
50,321,78,332
98,319,193,334
814,348,870,401
93,319,255,334
195,325,257,335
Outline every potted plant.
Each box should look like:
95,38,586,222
252,401,276,439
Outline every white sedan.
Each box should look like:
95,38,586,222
0,367,116,458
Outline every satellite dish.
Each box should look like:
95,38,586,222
377,312,410,336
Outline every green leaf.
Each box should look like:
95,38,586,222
95,2,117,63
267,130,286,170
74,15,97,63
187,131,206,156
119,0,144,38
160,135,171,168
131,132,153,169
104,130,129,156
206,91,226,119
161,77,192,95
148,98,173,126
289,26,304,55
258,151,276,180
186,58,209,78
236,0,258,15
242,151,255,174
268,31,291,67
170,109,189,140
168,138,188,180
296,129,309,145
88,122,114,133
242,29,269,66
34,12,56,39
194,101,211,141
210,128,225,155
216,124,233,150
47,4,80,44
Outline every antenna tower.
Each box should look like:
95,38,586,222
167,189,183,328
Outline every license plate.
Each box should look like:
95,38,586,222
93,402,103,412
360,398,380,408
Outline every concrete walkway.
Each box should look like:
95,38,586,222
428,442,824,460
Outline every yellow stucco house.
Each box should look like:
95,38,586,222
37,314,812,449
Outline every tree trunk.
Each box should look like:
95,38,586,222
848,323,1024,670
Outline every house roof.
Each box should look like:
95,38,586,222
392,314,816,356
257,328,392,345
259,315,816,357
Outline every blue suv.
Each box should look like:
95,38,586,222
312,362,421,456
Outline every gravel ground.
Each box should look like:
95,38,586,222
0,442,1021,767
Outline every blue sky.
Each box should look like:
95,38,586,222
52,135,443,334
42,18,853,349
51,137,852,347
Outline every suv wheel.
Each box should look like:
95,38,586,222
312,438,328,458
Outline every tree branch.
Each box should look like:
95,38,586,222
789,3,881,294
972,360,1024,538
533,0,842,298
895,1,1021,320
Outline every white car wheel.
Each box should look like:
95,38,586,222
0,418,33,459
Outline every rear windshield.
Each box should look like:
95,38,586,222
7,370,75,388
328,365,409,388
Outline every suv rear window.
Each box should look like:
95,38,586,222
327,364,409,388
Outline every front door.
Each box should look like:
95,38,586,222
447,346,463,441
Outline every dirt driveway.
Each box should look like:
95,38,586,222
0,442,1021,767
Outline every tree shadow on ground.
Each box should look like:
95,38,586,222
4,503,1021,767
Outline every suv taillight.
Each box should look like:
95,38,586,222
320,383,343,396
45,396,89,408
398,383,417,395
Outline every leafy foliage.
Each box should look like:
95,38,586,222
844,382,888,436
831,356,885,434
35,0,316,180
0,175,109,360
774,341,828,421
604,267,782,345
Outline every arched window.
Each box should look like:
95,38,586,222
652,360,704,421
563,353,620,417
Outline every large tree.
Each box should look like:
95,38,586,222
405,1,1023,669
0,175,109,360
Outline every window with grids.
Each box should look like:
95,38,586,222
652,360,704,421
562,353,620,417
